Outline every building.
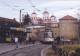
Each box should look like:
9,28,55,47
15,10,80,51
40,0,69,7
59,15,79,40
78,20,80,39
23,10,79,41
0,17,26,43
29,11,60,39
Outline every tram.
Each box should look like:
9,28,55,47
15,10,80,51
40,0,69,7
39,31,54,43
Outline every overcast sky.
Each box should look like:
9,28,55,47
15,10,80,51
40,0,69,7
0,0,80,21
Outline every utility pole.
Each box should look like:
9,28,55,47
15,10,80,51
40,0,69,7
20,9,21,27
20,9,24,28
19,9,24,43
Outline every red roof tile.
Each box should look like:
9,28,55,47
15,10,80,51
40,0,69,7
60,15,77,20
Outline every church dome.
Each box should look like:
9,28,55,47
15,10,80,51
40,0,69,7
43,11,49,14
31,11,37,17
51,15,56,18
32,12,36,14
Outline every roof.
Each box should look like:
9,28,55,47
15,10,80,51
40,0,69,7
59,15,77,20
50,15,56,19
43,11,49,14
51,15,55,17
0,17,20,27
32,12,36,14
0,17,15,21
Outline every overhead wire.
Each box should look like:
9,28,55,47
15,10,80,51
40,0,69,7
0,0,19,11
27,0,41,12
0,0,41,12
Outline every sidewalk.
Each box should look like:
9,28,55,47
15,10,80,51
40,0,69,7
41,46,57,56
0,43,27,54
41,46,51,56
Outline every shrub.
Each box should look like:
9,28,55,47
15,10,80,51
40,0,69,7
59,45,80,56
73,48,80,56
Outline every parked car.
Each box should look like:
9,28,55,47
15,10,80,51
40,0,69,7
40,37,54,44
60,39,71,44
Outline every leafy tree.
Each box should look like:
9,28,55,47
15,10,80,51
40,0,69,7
23,14,32,25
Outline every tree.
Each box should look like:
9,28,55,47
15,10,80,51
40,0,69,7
75,48,80,56
23,14,32,25
37,18,43,25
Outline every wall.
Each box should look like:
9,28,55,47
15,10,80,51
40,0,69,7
59,19,79,39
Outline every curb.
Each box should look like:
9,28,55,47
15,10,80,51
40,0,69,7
41,46,51,56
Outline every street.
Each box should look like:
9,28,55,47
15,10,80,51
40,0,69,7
0,43,49,56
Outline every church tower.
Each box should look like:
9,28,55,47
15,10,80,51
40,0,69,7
31,11,38,25
43,10,50,24
50,15,59,38
50,15,57,23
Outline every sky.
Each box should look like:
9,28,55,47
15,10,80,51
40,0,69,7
0,0,80,21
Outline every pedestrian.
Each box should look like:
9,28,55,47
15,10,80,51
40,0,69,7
55,36,61,45
52,41,58,53
14,37,19,48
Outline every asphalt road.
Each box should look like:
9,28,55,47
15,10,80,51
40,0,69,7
0,43,49,56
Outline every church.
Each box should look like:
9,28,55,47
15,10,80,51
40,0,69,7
23,10,80,41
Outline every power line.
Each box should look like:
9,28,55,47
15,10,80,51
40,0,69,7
0,0,19,11
27,0,41,12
